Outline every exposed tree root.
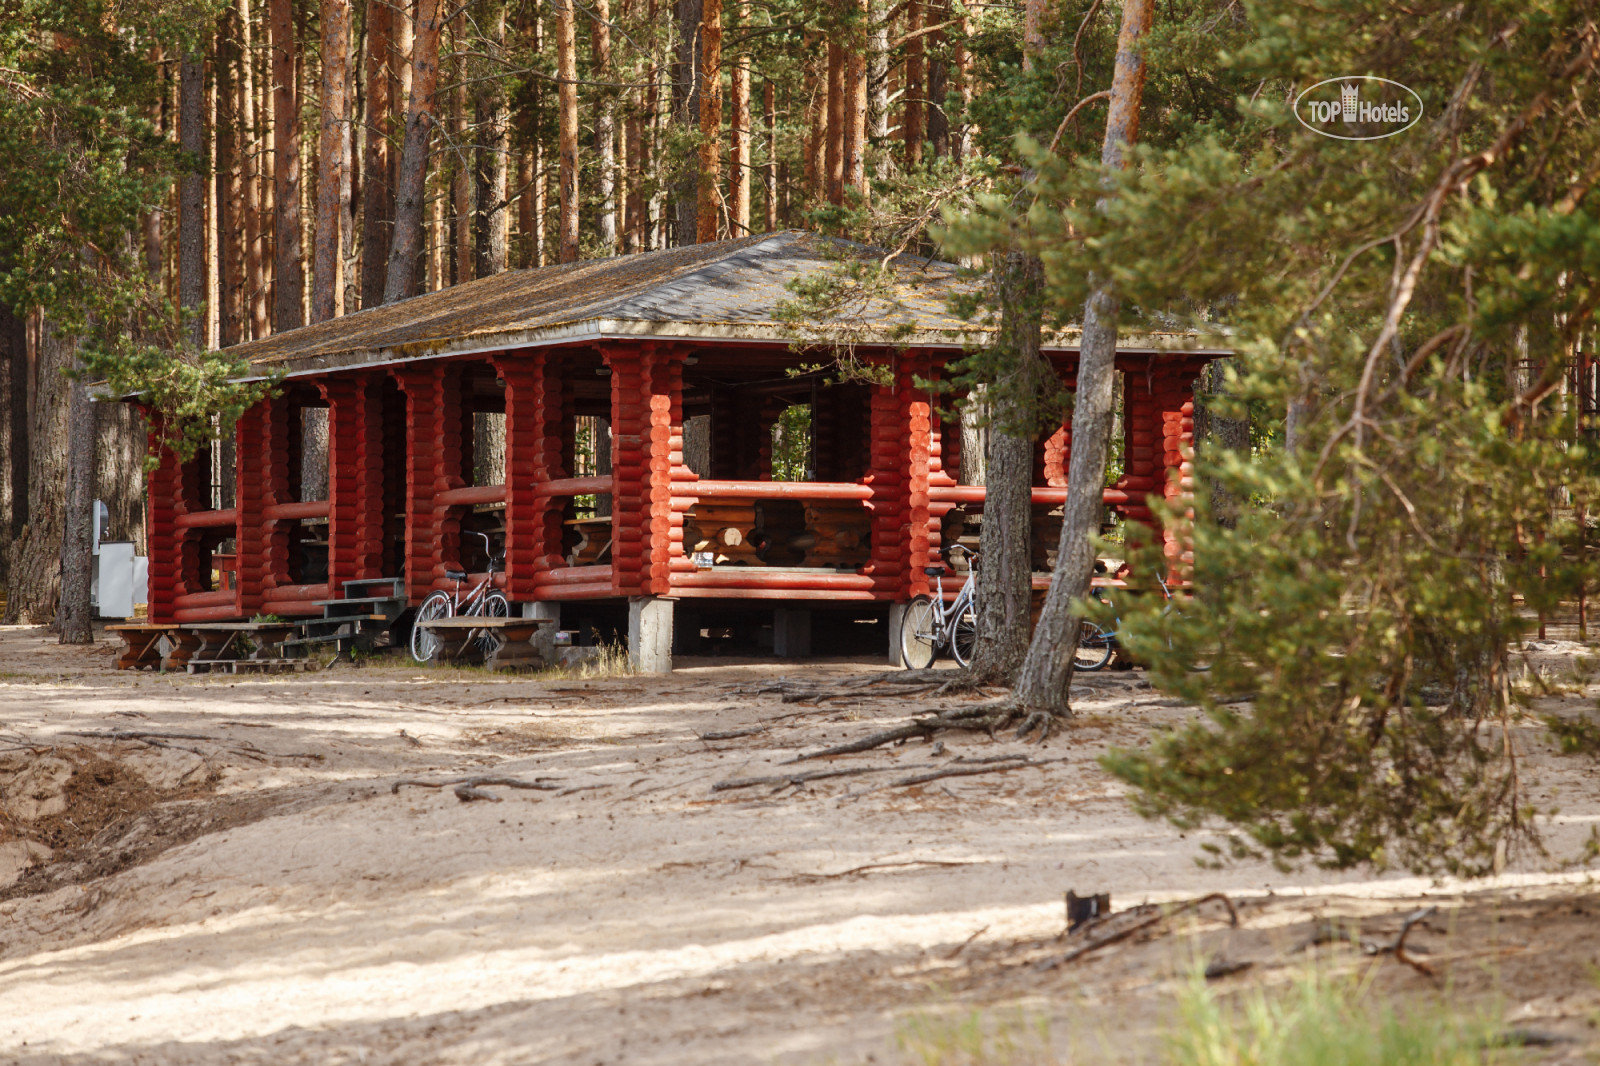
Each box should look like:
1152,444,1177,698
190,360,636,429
391,776,562,802
787,698,1071,762
713,762,940,793
714,753,1060,794
61,730,323,764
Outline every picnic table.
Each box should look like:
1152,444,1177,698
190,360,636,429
415,616,554,672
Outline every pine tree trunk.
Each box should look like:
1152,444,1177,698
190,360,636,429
970,252,1045,683
271,0,304,331
644,0,662,249
144,45,166,283
903,0,923,167
384,0,440,303
217,20,245,348
763,79,777,231
180,51,207,349
695,0,721,242
1013,0,1155,718
843,4,867,199
448,17,471,284
591,0,617,254
729,2,750,236
868,0,889,181
6,321,71,626
825,40,843,204
804,48,826,202
314,0,350,321
672,0,701,245
95,402,147,557
0,306,25,588
526,0,547,265
58,358,94,644
624,94,644,252
238,0,268,340
555,0,580,262
361,0,392,307
519,148,538,263
475,0,510,276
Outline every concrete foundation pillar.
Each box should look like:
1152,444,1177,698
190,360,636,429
522,601,561,665
629,596,674,673
888,601,910,667
773,608,812,658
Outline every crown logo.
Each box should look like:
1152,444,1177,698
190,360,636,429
1340,82,1359,121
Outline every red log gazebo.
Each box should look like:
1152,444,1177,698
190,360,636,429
142,232,1227,670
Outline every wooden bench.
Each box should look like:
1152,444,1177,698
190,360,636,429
106,624,190,671
415,617,555,672
182,621,301,670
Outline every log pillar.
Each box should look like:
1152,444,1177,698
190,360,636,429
868,351,933,599
233,402,269,616
144,417,182,624
318,374,366,594
350,373,387,580
494,349,564,599
1112,358,1162,531
604,342,684,598
392,364,443,604
1152,364,1199,569
260,392,295,596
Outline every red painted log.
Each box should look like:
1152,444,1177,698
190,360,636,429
685,480,873,501
536,476,614,497
671,587,884,601
261,582,331,601
175,508,239,530
433,484,507,507
535,564,615,586
263,500,332,521
174,604,251,623
671,571,896,591
173,589,238,609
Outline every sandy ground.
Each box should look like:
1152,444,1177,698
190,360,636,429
1,625,1598,1065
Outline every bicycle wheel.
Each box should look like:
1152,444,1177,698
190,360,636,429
899,596,939,669
474,591,512,655
410,591,454,663
1073,620,1114,671
950,603,978,668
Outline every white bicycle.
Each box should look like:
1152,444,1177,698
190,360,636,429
899,549,979,669
409,532,511,662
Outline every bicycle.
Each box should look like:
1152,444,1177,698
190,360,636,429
1075,572,1210,672
899,549,979,670
409,531,512,662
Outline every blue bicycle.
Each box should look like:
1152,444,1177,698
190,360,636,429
1074,573,1205,672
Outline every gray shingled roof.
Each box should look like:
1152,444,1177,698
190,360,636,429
224,230,1225,378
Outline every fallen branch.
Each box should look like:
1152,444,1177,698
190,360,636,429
1391,905,1438,977
392,776,563,802
1033,893,1240,971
